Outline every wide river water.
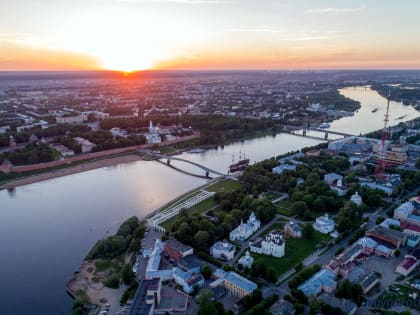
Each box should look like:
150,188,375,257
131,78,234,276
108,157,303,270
0,86,418,314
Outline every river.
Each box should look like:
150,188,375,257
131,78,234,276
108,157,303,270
0,86,418,314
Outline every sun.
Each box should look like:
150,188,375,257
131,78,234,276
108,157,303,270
102,56,154,73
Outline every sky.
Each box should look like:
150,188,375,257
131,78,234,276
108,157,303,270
1,0,420,71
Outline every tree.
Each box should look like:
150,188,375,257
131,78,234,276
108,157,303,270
198,301,218,315
416,157,420,169
302,223,314,239
335,279,364,305
104,274,120,288
201,265,212,280
265,268,277,283
291,201,308,216
122,264,135,285
194,230,210,249
177,222,193,244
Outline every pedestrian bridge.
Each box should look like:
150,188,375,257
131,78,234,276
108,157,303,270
143,150,225,177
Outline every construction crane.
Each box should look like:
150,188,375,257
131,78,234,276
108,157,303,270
375,92,391,179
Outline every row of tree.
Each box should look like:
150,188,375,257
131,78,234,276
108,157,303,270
86,216,145,260
0,143,58,165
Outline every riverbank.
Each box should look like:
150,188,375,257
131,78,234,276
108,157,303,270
0,154,142,190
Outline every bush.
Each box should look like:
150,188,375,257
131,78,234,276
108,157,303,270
104,274,120,289
120,281,139,305
197,251,222,267
122,264,135,285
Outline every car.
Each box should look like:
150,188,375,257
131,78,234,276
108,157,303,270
99,311,107,315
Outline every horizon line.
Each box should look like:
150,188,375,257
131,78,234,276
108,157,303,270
2,68,420,73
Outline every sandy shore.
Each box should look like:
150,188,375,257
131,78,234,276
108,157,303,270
0,154,142,190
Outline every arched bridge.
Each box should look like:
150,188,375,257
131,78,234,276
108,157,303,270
141,150,225,177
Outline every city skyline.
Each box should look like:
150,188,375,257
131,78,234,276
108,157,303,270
1,0,420,72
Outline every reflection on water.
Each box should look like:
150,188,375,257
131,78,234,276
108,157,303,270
0,162,206,314
333,86,420,134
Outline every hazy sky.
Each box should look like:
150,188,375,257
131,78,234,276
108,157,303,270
1,0,420,71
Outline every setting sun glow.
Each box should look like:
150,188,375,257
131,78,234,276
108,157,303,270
1,1,420,71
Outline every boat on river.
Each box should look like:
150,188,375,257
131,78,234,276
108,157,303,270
229,151,249,173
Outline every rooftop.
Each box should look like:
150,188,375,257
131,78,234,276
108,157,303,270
224,271,257,293
165,238,193,253
398,257,417,270
359,272,379,290
212,240,236,252
298,269,336,296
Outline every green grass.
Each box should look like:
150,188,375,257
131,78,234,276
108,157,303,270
205,180,241,193
263,191,283,201
276,206,291,216
274,200,291,216
189,197,218,215
377,284,419,310
158,146,177,154
274,200,291,208
160,196,218,231
251,230,330,278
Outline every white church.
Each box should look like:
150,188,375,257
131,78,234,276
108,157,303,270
229,212,261,242
145,120,162,144
250,230,285,258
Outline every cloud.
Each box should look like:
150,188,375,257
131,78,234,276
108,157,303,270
113,0,233,4
304,5,366,15
227,28,286,33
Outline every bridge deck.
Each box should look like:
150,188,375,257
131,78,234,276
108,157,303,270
142,150,225,176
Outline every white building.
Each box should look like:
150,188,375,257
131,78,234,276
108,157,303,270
110,127,128,138
350,191,363,206
210,240,236,261
272,164,297,175
324,173,343,185
56,115,87,124
238,251,254,269
250,230,285,258
0,126,10,134
313,214,335,234
330,179,348,196
230,212,261,242
145,120,162,144
394,201,415,221
73,137,96,153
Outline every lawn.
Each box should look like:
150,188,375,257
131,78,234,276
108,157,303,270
160,197,218,231
377,284,419,310
274,200,291,208
205,180,241,193
251,230,330,278
274,200,292,216
276,206,291,216
158,146,177,154
263,191,283,201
